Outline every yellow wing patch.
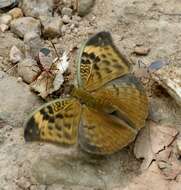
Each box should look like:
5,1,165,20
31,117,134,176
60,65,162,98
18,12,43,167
79,106,137,155
77,32,131,91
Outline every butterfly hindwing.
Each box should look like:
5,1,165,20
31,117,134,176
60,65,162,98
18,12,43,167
79,106,137,155
24,98,81,145
93,74,148,130
77,31,131,91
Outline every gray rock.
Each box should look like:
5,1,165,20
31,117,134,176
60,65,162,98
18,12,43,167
24,32,44,59
61,7,73,17
21,0,53,19
77,0,95,16
18,58,41,84
10,17,41,38
42,17,63,39
0,71,41,127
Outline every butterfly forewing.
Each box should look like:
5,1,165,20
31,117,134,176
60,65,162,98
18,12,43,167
24,98,81,145
79,106,137,155
77,32,131,91
93,75,148,130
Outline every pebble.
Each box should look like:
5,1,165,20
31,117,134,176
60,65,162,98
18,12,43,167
77,0,95,16
176,139,181,156
18,58,41,84
9,45,24,64
10,17,41,39
8,8,24,19
62,15,71,24
0,14,12,25
0,24,9,32
61,24,67,34
134,46,150,55
42,17,63,38
61,7,73,17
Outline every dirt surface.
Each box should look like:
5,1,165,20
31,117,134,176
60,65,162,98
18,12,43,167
0,0,181,190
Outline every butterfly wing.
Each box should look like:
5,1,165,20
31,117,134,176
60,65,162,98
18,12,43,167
77,31,131,91
24,98,81,145
78,106,137,155
93,74,148,130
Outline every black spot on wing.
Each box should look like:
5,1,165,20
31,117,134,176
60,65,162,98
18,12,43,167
93,63,99,70
55,124,62,131
57,113,63,119
47,105,54,114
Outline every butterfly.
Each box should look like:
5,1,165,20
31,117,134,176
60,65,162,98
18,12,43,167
24,31,148,155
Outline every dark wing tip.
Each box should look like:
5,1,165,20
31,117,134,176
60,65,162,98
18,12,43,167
86,31,113,46
24,117,41,142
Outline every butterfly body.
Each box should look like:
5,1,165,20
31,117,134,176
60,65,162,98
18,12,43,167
24,32,148,155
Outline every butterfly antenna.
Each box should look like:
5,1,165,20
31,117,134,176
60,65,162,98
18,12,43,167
50,40,60,60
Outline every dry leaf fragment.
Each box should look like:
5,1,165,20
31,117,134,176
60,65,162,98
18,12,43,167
134,122,179,170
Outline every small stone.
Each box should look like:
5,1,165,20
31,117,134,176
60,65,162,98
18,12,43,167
42,17,63,38
176,139,181,156
17,77,23,82
77,0,95,16
0,24,9,32
70,23,75,30
62,15,71,24
61,24,67,34
134,46,150,55
72,15,81,22
61,7,73,17
9,45,24,64
18,58,41,84
0,14,12,25
8,8,23,19
24,32,43,58
10,17,41,38
73,28,78,33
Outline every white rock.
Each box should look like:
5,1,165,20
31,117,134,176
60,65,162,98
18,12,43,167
10,17,41,38
0,24,9,32
0,14,12,25
62,15,71,24
176,139,181,156
9,45,24,64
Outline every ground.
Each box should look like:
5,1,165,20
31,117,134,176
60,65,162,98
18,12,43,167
0,0,181,190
